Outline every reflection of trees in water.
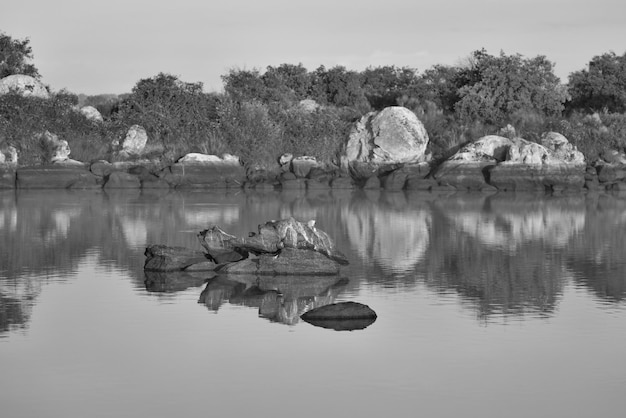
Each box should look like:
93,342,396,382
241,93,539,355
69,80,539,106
566,194,626,302
2,188,626,334
0,293,32,335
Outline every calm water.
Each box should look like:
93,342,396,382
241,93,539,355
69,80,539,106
1,188,625,418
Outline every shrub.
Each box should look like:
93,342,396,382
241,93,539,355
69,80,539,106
0,91,116,165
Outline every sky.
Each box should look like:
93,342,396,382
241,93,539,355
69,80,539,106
2,0,626,95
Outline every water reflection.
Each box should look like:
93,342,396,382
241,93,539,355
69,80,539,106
198,275,349,325
2,188,626,335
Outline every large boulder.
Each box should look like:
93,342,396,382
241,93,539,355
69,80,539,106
0,74,49,98
144,245,215,272
40,131,82,165
80,106,103,122
345,106,429,165
434,134,586,192
433,135,511,190
0,145,18,165
114,125,147,158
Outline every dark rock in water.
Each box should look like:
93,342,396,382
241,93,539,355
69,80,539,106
301,302,377,331
144,244,214,272
302,317,377,331
301,301,377,320
216,248,341,276
198,216,349,265
144,270,215,293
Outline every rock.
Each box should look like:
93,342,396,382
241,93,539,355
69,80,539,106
39,131,74,164
346,106,429,164
103,171,141,188
434,135,586,192
363,176,380,189
380,169,408,191
115,125,147,157
280,178,307,190
198,217,349,265
144,270,215,292
599,150,626,165
144,244,213,272
279,153,293,172
0,145,18,165
489,164,585,192
540,132,585,165
80,106,103,122
300,301,377,331
177,153,223,163
88,160,114,178
0,74,49,98
16,165,99,189
196,225,249,264
596,164,626,184
216,248,341,276
298,99,320,113
159,157,246,188
291,156,320,178
330,176,355,189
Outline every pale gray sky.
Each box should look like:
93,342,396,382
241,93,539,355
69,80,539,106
2,0,625,95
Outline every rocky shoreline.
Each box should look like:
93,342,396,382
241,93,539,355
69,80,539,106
2,106,626,193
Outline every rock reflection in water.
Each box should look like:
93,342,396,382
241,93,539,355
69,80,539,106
144,271,215,293
198,276,349,325
343,192,431,273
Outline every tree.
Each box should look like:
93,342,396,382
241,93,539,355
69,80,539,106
567,51,626,113
454,50,569,125
361,65,421,109
0,32,40,79
115,73,218,154
221,68,267,103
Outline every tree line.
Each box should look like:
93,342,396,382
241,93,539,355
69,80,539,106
2,30,626,166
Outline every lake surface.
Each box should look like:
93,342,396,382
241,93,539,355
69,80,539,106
1,188,625,418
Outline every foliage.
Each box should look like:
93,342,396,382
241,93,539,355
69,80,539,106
559,111,626,161
113,73,221,162
454,50,569,125
214,98,283,166
0,31,40,79
0,91,115,165
567,51,626,113
361,65,422,110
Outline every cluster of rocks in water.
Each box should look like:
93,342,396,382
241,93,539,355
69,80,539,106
2,104,626,193
143,216,376,330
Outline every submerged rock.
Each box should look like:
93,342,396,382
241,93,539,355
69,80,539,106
300,301,377,331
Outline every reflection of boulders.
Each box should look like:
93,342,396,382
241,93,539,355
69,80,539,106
198,275,349,325
300,301,377,331
566,196,626,301
422,195,573,319
441,195,586,251
343,193,431,273
144,271,215,293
